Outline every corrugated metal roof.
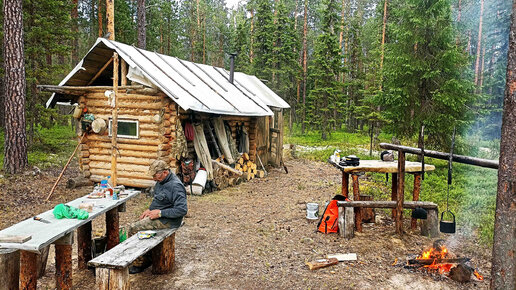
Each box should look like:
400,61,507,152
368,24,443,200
46,38,290,116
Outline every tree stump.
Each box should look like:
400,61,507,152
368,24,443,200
152,233,175,274
96,268,129,290
421,209,439,238
449,263,472,282
359,195,375,223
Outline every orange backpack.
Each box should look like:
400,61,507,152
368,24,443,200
317,195,348,234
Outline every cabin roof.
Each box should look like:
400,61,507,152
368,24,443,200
46,38,290,116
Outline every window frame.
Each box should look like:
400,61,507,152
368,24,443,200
108,118,139,139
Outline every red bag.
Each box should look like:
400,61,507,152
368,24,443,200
317,195,348,234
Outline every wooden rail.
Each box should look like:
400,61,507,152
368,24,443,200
379,143,498,169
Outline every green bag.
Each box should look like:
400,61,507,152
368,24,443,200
53,204,89,220
119,229,127,243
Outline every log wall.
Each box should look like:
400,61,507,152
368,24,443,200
78,91,178,188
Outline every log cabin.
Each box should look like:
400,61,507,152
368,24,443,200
44,38,289,188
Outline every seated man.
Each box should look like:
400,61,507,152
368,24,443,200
127,159,188,274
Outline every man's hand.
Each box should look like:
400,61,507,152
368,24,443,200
140,209,161,220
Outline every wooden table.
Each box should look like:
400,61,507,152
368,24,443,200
330,159,435,233
0,189,141,289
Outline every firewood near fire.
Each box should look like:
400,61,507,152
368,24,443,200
392,239,484,283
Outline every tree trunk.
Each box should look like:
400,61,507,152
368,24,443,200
137,0,146,49
106,0,114,40
301,0,308,134
250,8,254,63
479,46,485,92
457,0,461,22
72,0,79,65
3,0,28,174
490,1,516,287
98,0,103,37
474,0,484,86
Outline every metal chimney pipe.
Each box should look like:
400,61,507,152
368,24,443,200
229,53,237,84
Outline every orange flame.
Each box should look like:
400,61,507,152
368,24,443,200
474,270,484,281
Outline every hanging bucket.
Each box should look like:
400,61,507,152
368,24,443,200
306,203,319,220
440,210,456,234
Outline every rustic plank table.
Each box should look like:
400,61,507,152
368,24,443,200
0,189,141,289
330,159,435,233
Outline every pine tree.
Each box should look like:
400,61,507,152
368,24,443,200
3,0,28,173
307,0,342,139
378,0,476,146
252,0,275,81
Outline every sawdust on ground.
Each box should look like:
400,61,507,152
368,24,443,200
0,158,491,289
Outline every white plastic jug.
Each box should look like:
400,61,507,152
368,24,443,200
306,203,319,220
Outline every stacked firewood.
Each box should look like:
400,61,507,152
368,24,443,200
235,153,265,180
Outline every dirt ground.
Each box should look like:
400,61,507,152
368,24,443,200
0,157,491,289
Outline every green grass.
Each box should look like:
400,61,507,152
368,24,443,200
0,125,77,170
288,127,499,244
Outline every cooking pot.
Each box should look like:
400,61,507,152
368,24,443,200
411,207,427,219
440,210,456,233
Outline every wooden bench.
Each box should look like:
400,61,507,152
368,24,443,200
88,228,177,289
337,201,439,239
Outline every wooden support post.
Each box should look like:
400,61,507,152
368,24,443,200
20,251,38,289
54,233,73,290
391,173,398,218
0,249,19,290
121,59,127,86
37,246,50,278
341,172,349,197
411,173,422,229
96,268,129,290
396,151,406,234
351,174,362,232
106,208,119,250
77,221,92,270
152,233,175,274
111,52,119,187
421,209,439,238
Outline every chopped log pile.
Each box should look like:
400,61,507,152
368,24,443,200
234,153,265,180
210,153,265,190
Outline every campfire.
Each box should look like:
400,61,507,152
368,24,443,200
399,240,484,283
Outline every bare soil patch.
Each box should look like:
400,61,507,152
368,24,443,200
0,159,490,289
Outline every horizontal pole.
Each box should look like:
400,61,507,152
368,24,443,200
38,85,145,93
379,143,498,169
337,200,438,209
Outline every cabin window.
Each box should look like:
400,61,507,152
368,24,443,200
108,119,139,139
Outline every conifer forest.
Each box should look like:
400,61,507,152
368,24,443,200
0,0,512,147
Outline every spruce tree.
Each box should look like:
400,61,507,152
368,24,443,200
379,0,476,145
307,0,342,139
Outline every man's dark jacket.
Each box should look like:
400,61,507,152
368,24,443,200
149,170,188,228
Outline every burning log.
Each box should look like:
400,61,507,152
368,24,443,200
448,263,473,282
407,257,471,265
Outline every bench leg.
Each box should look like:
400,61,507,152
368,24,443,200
0,249,19,290
96,268,129,290
421,209,439,238
152,233,175,274
20,251,38,289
